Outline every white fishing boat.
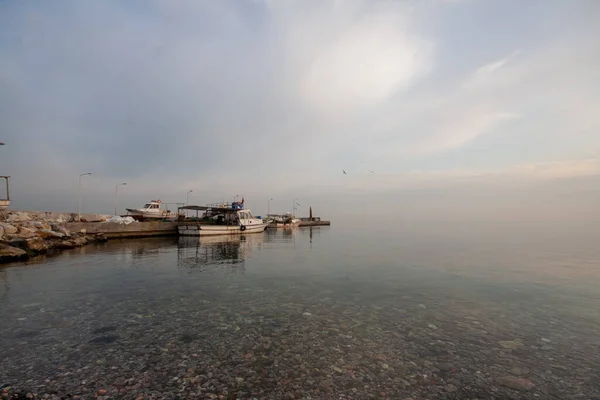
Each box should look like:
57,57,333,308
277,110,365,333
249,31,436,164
265,213,300,228
126,200,181,220
177,198,267,236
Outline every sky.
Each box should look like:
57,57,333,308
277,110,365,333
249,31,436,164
1,0,599,222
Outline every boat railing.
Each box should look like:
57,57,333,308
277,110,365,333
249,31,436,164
162,202,185,214
207,202,231,208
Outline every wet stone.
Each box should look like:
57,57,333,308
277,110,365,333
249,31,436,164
1,235,600,400
14,330,40,339
92,326,117,334
179,334,197,343
88,335,119,344
496,376,536,391
499,340,525,349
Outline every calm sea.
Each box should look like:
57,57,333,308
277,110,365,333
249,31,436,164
1,222,599,399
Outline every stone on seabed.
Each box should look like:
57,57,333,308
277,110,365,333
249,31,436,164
496,376,536,391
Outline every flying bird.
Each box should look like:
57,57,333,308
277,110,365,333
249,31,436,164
343,170,347,175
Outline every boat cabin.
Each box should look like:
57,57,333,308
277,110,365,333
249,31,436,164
140,200,164,212
204,209,256,226
178,203,260,226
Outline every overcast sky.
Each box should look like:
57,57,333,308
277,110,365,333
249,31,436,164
1,0,599,221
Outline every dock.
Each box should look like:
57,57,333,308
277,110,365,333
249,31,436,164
64,219,329,237
266,219,331,229
65,221,178,239
298,220,330,227
298,209,330,227
265,206,330,229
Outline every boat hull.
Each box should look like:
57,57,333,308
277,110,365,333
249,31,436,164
126,208,179,220
178,222,268,236
266,221,300,229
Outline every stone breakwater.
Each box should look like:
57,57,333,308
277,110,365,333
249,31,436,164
0,211,107,263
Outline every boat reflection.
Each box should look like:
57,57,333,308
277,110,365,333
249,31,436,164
176,234,264,272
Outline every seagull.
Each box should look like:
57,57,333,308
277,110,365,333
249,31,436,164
343,170,347,175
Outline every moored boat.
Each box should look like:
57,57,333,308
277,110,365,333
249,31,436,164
265,213,300,228
126,200,181,220
177,198,267,236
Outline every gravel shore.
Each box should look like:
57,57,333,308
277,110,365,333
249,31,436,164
1,234,599,400
2,277,599,400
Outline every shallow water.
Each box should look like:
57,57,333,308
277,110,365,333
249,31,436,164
1,223,600,399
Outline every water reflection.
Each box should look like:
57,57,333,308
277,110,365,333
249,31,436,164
1,224,600,399
0,268,8,305
176,234,265,272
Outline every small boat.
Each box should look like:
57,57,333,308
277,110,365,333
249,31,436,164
126,200,180,220
178,198,267,236
265,213,300,228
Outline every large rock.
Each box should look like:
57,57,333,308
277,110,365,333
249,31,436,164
51,224,72,237
72,235,88,246
0,223,18,235
54,240,76,249
26,238,49,254
54,235,87,249
8,237,28,250
37,229,65,239
22,221,52,231
17,227,37,238
94,233,108,242
496,376,536,391
0,242,28,263
6,212,31,222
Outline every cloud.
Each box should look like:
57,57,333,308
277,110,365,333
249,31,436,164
291,159,600,223
467,51,519,83
299,13,432,114
0,0,599,220
306,159,600,195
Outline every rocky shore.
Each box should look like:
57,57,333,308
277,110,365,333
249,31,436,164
0,211,107,263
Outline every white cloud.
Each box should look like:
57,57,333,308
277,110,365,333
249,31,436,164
1,0,599,220
308,159,600,195
463,51,521,89
300,14,432,114
261,0,433,121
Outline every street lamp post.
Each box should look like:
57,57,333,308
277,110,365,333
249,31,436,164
268,198,273,215
78,172,92,222
114,183,127,215
186,190,193,205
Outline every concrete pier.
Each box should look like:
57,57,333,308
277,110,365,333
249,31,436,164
64,221,177,239
298,220,330,227
266,220,331,228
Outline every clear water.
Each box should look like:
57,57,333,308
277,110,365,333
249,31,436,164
1,223,599,399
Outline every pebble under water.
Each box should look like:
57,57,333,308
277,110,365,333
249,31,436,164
1,223,599,399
